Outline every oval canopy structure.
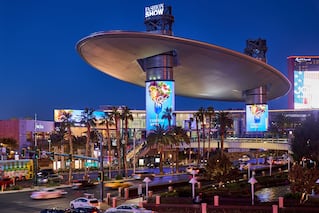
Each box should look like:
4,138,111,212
76,31,291,102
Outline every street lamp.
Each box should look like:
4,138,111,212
268,156,273,176
248,176,257,205
133,129,136,174
143,177,152,199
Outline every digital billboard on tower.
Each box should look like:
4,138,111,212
246,104,268,132
146,80,175,131
288,56,319,109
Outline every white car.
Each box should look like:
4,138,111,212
70,197,100,209
30,187,67,199
104,204,153,213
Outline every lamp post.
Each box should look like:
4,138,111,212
248,176,257,205
94,129,104,202
189,170,198,199
189,177,198,199
268,156,273,176
34,113,38,186
143,177,152,199
133,129,136,174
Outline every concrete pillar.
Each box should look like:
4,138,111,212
112,197,117,208
124,188,129,199
201,203,207,213
214,195,219,206
118,187,122,197
278,197,284,208
156,195,160,205
106,193,111,204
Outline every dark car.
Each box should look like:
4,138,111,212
40,208,68,213
70,206,101,213
72,179,96,190
38,173,63,184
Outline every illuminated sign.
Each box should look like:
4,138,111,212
146,80,175,131
295,57,311,63
246,104,268,132
294,70,319,109
145,3,164,18
54,109,105,126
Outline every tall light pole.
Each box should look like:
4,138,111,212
97,130,104,202
133,129,136,174
34,113,38,186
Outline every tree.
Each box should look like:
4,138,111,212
162,107,173,127
292,115,319,163
80,108,97,180
197,107,206,159
58,111,74,184
168,125,190,173
146,124,176,174
120,106,134,178
109,106,122,173
206,150,237,182
100,111,114,179
0,137,18,150
193,112,201,164
205,106,215,158
216,111,233,156
289,164,319,194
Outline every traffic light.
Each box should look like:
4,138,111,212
21,148,26,157
98,171,104,182
35,149,40,159
49,152,54,161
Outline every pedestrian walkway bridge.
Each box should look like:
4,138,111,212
127,138,291,161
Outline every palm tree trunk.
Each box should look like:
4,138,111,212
84,125,91,180
196,127,200,165
175,147,179,173
106,125,112,179
68,128,73,184
159,146,164,175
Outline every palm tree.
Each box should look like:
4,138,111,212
162,107,173,127
216,111,233,156
169,126,190,173
193,112,201,164
109,106,122,174
120,106,134,178
205,106,215,158
146,124,175,174
187,117,194,163
59,111,74,184
100,111,114,179
195,107,206,161
80,108,97,180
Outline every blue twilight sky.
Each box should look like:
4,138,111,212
1,0,319,121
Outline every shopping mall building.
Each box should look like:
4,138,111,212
1,4,319,169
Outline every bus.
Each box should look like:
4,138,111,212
0,159,34,181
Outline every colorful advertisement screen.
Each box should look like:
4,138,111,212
294,70,319,109
54,109,105,126
246,104,268,132
146,80,175,132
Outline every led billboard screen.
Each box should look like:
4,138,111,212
54,109,105,126
246,104,268,132
146,80,175,131
294,70,319,109
288,56,319,109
